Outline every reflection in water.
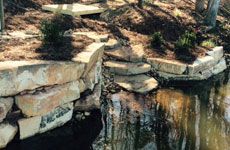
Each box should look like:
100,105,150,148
94,70,230,150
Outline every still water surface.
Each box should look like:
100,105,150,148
7,69,230,150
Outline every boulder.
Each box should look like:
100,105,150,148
211,58,227,75
84,60,102,90
0,123,18,149
147,58,187,75
206,46,224,63
187,56,215,75
18,102,73,140
0,61,85,97
42,4,107,17
114,75,158,94
104,61,151,75
15,81,80,117
72,43,104,77
0,97,14,122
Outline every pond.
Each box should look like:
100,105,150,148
7,69,230,150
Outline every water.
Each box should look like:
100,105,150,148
7,69,230,150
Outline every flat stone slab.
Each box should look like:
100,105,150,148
206,46,224,63
105,44,144,62
42,3,106,17
147,58,187,75
72,43,105,76
114,75,158,94
104,38,121,50
0,123,18,149
15,80,81,117
73,32,109,42
18,102,73,140
104,60,151,75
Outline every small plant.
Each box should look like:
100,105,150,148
40,14,65,45
174,31,197,61
201,39,216,48
150,32,165,48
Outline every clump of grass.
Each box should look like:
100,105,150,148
201,39,216,48
150,32,165,48
40,14,65,45
175,31,197,62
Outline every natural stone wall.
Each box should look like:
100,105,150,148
0,42,105,148
147,46,227,81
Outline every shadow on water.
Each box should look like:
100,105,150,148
94,69,230,150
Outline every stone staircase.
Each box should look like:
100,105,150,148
103,38,158,94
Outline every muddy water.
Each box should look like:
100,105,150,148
7,69,230,150
93,69,230,150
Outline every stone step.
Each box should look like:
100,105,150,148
114,75,158,94
105,44,144,62
104,38,121,50
104,60,151,75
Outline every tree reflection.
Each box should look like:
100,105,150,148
94,70,230,150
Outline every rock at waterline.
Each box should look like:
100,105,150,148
114,75,158,94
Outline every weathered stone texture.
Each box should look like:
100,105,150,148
15,81,80,117
147,58,187,75
0,98,14,122
104,61,151,75
115,75,158,94
18,103,73,140
206,46,224,63
0,61,85,97
0,123,18,149
72,43,104,77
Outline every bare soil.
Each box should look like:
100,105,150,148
2,0,230,62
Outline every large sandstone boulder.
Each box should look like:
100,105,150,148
0,98,14,122
15,81,81,117
0,61,85,97
18,102,73,140
0,123,18,149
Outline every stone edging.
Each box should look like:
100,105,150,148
147,46,227,81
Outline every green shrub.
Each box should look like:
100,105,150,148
175,31,196,54
40,14,65,45
150,32,165,48
201,39,216,48
174,31,197,62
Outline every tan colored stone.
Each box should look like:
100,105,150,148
147,58,187,75
104,38,121,50
0,60,85,97
0,97,14,122
0,123,18,149
74,32,109,42
104,60,151,75
42,3,106,17
15,80,80,117
114,75,158,94
187,56,215,75
72,43,104,77
84,60,102,90
18,103,73,140
206,46,224,63
105,44,144,62
18,116,41,140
